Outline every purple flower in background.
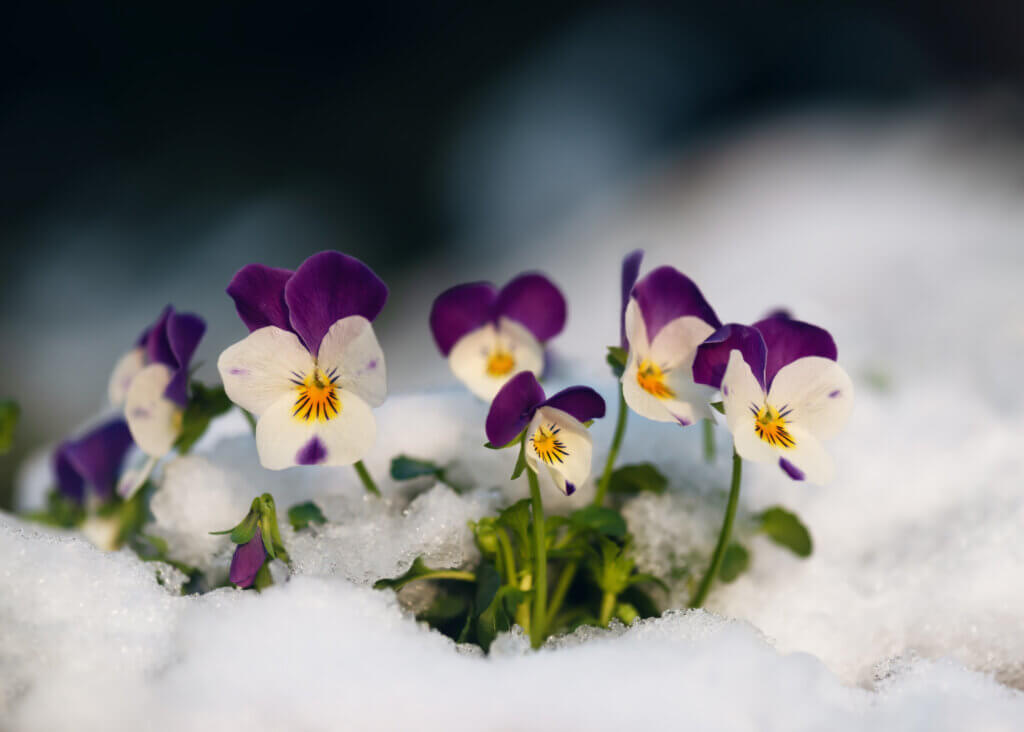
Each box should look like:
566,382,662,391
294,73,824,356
53,419,134,504
486,372,605,496
692,316,853,485
620,266,721,427
229,527,268,588
430,273,566,400
218,251,388,470
109,305,206,458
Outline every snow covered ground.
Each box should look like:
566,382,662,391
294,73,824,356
4,106,1024,730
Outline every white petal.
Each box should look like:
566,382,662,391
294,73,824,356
218,326,314,416
777,427,835,485
623,299,650,356
768,357,854,441
117,455,159,499
524,407,593,494
721,350,767,436
125,364,181,458
108,347,146,406
317,316,387,407
80,515,122,552
254,388,376,470
730,409,780,466
621,352,714,426
448,319,544,401
649,315,716,369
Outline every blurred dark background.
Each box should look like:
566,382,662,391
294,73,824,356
2,0,1022,506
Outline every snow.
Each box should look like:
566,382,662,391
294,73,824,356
5,108,1024,730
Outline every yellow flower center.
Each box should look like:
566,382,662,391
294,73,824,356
293,367,340,422
531,423,569,465
752,404,796,449
486,349,516,377
636,359,675,400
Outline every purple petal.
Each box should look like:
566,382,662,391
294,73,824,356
692,324,767,391
285,251,389,354
145,306,175,368
230,527,268,588
429,282,499,356
494,273,566,343
779,458,805,481
163,312,207,406
563,481,576,496
631,266,721,343
59,419,134,501
762,308,792,321
296,436,328,465
620,250,644,349
541,386,606,424
226,264,294,333
753,316,837,390
53,445,85,503
485,371,545,447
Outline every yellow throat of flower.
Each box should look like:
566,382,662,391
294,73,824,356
636,359,675,400
486,349,516,377
753,404,796,449
530,423,569,465
293,367,340,422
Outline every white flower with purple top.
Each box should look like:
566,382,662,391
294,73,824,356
485,372,605,495
218,250,388,470
692,314,854,484
54,418,134,505
109,306,206,459
430,274,566,401
621,266,721,427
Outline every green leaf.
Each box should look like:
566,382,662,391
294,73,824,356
718,542,750,582
373,557,476,592
175,383,232,454
287,501,326,531
710,401,725,415
607,463,667,495
497,499,532,556
626,572,670,593
758,506,813,557
477,585,527,652
619,586,660,619
606,346,627,377
0,400,19,454
252,562,273,591
569,505,628,538
510,442,528,480
417,592,470,625
25,490,85,529
390,455,442,481
614,602,639,625
227,509,260,544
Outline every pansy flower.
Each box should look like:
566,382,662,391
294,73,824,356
230,527,268,588
218,251,388,470
430,274,566,400
53,418,134,504
692,315,853,484
109,306,206,458
486,372,605,495
621,266,721,426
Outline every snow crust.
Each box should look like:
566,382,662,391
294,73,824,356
5,109,1024,730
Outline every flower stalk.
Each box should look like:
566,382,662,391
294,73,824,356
689,449,742,608
353,460,381,497
593,386,628,507
527,463,547,649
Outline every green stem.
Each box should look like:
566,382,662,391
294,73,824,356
497,529,517,586
702,419,716,463
353,460,381,497
546,561,577,628
689,450,742,608
527,467,547,649
593,386,629,506
599,591,616,627
405,571,477,586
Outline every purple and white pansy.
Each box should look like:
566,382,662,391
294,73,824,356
430,274,566,400
621,266,721,427
693,315,853,485
486,372,605,496
54,418,134,504
218,251,388,470
109,306,206,459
